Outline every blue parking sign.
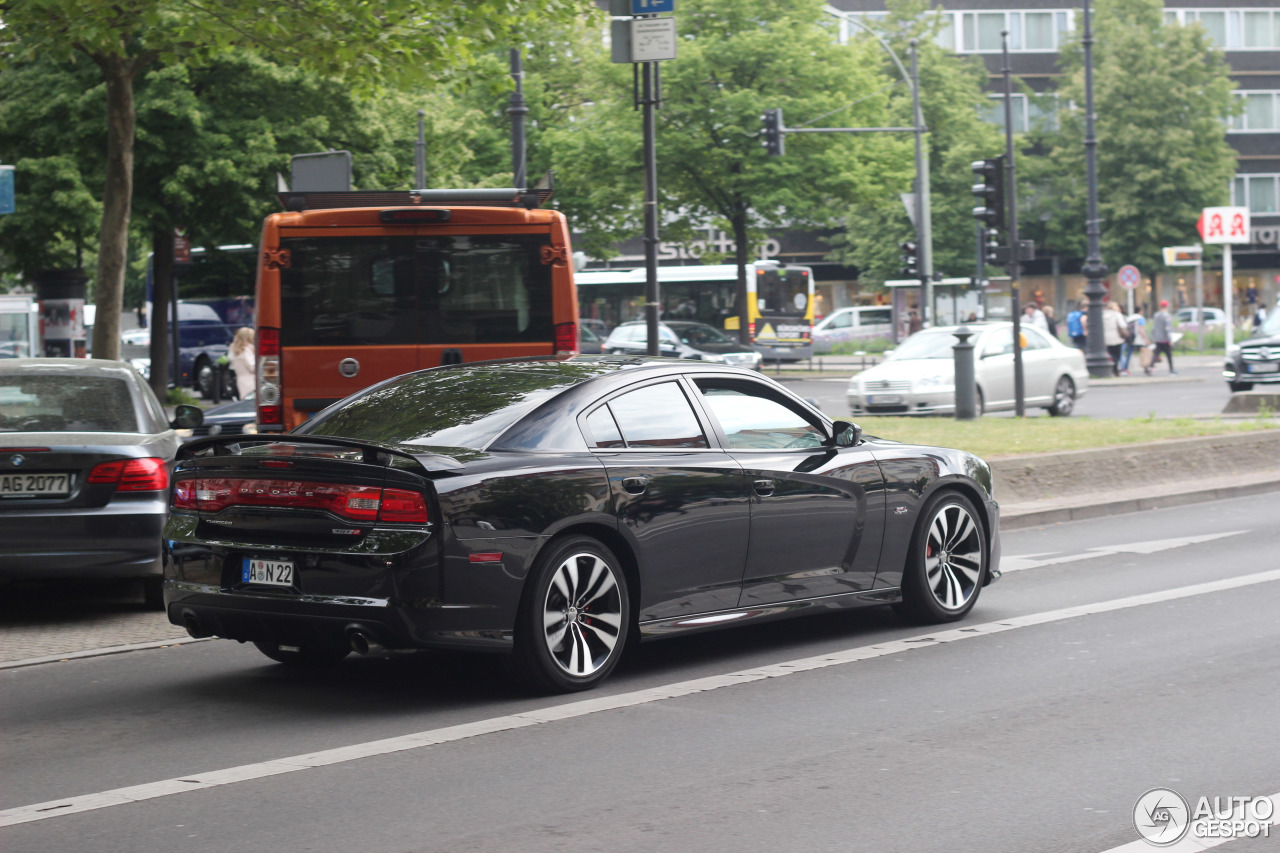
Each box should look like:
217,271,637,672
0,166,14,215
632,0,674,13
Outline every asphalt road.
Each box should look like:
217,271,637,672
780,355,1233,420
3,494,1277,852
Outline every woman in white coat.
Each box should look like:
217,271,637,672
228,327,256,400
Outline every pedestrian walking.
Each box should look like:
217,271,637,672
1066,304,1086,349
1024,303,1049,332
1148,300,1176,375
1103,301,1128,376
1042,305,1059,339
229,326,256,400
1118,310,1149,376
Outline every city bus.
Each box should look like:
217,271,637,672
575,262,815,361
253,181,578,431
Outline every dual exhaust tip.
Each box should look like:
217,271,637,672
182,613,384,657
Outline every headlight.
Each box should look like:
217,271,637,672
175,428,193,438
701,354,727,363
243,422,258,435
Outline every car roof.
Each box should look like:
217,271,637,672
0,357,141,378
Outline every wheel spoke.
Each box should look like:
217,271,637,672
581,568,618,609
551,564,573,603
544,609,567,630
545,621,567,650
947,511,976,551
579,619,620,652
939,565,963,609
577,557,606,606
949,557,981,586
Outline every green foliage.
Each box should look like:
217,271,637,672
829,0,1005,288
1024,0,1237,271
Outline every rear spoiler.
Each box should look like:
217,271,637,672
177,434,467,473
278,172,555,213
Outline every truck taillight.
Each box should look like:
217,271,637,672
257,326,283,428
554,321,579,358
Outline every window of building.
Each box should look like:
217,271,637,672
1230,92,1280,132
1233,174,1280,215
947,9,1073,53
980,94,1060,133
1167,9,1279,49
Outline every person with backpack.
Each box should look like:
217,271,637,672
1066,304,1086,349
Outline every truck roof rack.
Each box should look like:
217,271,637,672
278,172,555,212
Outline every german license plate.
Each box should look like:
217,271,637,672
867,394,903,404
242,557,294,587
1247,363,1279,373
0,472,70,497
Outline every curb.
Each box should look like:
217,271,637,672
1000,477,1280,530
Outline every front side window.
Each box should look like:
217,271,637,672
280,234,553,347
695,381,823,450
602,382,708,449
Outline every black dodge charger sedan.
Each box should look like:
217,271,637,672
165,357,1001,692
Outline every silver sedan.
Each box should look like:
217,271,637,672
847,322,1089,417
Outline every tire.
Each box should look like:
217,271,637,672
974,388,985,417
141,576,165,611
896,492,986,624
509,535,631,693
1228,381,1253,392
1047,375,1076,417
253,640,350,666
195,358,215,399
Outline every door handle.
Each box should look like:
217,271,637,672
753,479,775,497
622,476,649,495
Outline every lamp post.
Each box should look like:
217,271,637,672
1081,0,1112,379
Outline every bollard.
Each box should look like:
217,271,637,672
953,325,977,420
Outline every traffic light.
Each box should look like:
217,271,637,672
983,227,1003,265
761,108,785,157
899,240,919,277
971,156,1006,229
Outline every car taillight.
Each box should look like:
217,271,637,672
171,477,428,524
554,321,579,358
257,326,282,427
89,457,169,491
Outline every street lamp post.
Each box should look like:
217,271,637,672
1081,0,1113,378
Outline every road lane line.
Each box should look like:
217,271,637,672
4,567,1280,829
1001,531,1248,573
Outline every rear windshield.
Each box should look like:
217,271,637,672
297,365,599,450
0,374,138,432
279,234,554,347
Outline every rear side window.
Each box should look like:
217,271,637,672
591,382,708,449
861,308,892,326
0,374,139,433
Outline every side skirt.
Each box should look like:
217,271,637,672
637,587,902,641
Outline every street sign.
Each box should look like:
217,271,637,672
630,17,677,61
1117,264,1141,290
632,0,674,12
1162,245,1202,266
0,166,14,215
1197,206,1250,245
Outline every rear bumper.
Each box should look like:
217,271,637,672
0,499,166,579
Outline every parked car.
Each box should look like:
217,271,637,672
847,322,1088,417
813,306,895,354
0,358,202,607
602,320,763,370
165,357,1000,692
1174,307,1226,330
179,393,256,442
579,324,605,355
1224,309,1280,392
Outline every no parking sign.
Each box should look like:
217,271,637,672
1117,265,1141,290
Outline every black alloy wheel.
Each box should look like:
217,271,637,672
896,492,986,623
510,535,630,693
1047,375,1076,416
253,641,351,666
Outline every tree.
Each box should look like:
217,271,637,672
0,0,592,360
828,0,1005,291
541,0,910,342
1024,0,1237,276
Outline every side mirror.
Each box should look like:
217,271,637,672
170,404,204,430
830,420,862,448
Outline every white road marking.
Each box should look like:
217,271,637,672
1097,789,1280,851
3,567,1280,829
1001,531,1247,573
0,637,211,671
